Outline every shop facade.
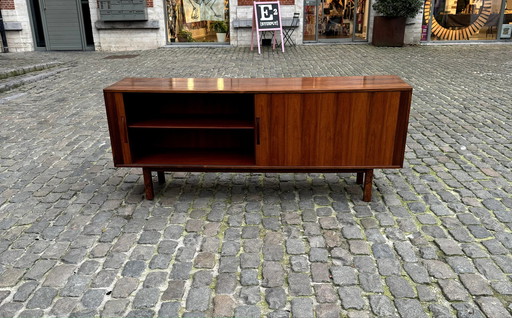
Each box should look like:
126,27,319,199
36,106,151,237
0,0,510,52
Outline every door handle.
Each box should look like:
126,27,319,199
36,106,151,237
255,117,260,145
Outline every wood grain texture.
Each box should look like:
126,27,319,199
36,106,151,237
104,76,413,94
255,91,404,167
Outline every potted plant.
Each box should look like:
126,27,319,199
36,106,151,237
212,21,228,42
177,29,194,42
371,0,423,47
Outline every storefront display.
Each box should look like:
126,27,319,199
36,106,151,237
303,0,369,42
422,0,512,41
167,0,229,43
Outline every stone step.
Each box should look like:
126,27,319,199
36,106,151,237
0,66,68,93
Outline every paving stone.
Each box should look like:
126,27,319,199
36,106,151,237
288,272,313,296
91,270,117,288
310,247,329,262
417,285,436,302
216,273,237,294
13,281,39,302
133,288,160,309
372,243,395,259
386,276,416,298
24,259,56,280
424,260,457,279
369,295,397,317
81,289,105,308
331,266,357,286
446,256,476,274
0,303,23,318
395,299,428,318
475,297,512,318
286,239,306,254
315,303,342,318
234,305,261,318
331,247,353,265
26,287,58,309
171,262,193,280
50,298,78,316
438,279,470,301
240,269,259,286
314,284,338,303
144,271,168,288
451,302,486,318
291,298,314,318
186,287,211,312
161,280,185,301
112,277,139,298
0,268,25,287
359,273,384,292
213,295,236,317
265,287,286,309
239,286,261,305
459,274,493,296
158,302,181,318
339,286,365,310
262,262,285,287
241,253,260,269
60,275,91,297
435,238,464,255
311,263,331,282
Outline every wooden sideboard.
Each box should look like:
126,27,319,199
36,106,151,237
104,76,412,201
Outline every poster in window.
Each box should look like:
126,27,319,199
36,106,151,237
183,0,224,23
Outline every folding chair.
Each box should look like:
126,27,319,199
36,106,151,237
283,13,300,46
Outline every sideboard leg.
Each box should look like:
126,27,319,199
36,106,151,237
157,171,166,184
356,172,364,184
143,168,154,200
363,169,373,202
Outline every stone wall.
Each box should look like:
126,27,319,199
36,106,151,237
2,0,34,52
91,0,167,51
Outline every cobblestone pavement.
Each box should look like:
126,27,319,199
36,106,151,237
0,44,511,318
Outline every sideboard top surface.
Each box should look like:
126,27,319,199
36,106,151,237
104,76,413,93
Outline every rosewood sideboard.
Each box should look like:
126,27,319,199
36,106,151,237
104,76,412,201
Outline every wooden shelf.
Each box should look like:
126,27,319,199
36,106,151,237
128,118,254,129
132,149,255,166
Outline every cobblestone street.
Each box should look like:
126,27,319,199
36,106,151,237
0,44,511,317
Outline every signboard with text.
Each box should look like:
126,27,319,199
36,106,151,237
251,1,284,54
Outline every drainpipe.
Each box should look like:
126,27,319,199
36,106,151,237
0,10,9,53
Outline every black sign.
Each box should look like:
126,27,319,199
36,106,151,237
255,2,281,30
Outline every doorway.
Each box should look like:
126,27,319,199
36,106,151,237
28,0,94,50
303,0,370,42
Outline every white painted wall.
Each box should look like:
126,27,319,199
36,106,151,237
2,0,35,52
90,0,167,51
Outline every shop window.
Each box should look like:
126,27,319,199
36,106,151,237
423,0,507,41
166,0,229,43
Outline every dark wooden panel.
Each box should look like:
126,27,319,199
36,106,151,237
114,93,132,164
104,92,124,165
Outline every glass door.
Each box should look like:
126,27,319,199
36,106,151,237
303,0,370,42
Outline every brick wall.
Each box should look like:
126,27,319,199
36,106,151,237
147,0,153,7
238,0,294,6
0,0,15,10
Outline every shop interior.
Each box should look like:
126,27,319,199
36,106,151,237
166,0,230,43
428,0,511,40
303,0,369,41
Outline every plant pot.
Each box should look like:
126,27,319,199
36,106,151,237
216,33,227,42
372,16,406,47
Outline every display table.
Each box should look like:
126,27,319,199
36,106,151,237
104,76,413,201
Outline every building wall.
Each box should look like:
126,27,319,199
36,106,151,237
1,0,424,52
1,0,35,52
91,0,167,51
